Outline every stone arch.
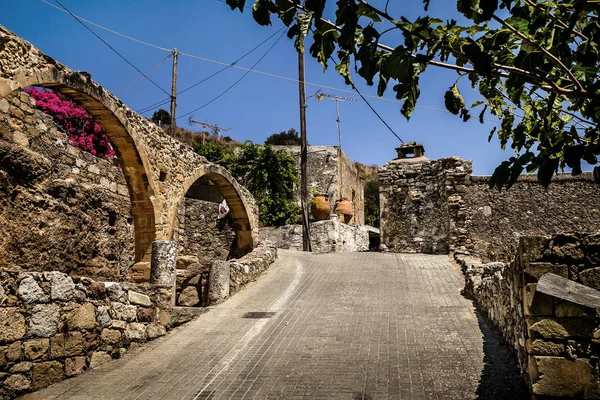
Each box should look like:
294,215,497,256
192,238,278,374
169,164,258,258
0,68,156,263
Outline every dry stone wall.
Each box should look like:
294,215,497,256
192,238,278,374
458,233,600,398
464,174,600,262
379,153,600,259
0,91,134,280
0,269,173,398
259,217,370,253
379,156,471,253
175,198,237,261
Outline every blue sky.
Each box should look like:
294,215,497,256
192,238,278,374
1,0,518,173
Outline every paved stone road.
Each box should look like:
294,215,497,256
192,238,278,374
37,251,527,399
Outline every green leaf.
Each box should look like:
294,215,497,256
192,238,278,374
461,40,493,76
383,46,413,83
393,77,421,120
504,17,530,34
478,105,487,124
335,50,353,84
356,4,382,22
252,0,277,26
226,0,246,12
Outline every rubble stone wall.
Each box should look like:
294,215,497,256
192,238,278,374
175,198,237,261
379,156,471,253
259,217,370,253
458,233,600,398
0,269,174,399
0,91,134,280
463,174,600,262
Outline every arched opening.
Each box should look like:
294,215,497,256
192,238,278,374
170,165,256,307
0,76,156,277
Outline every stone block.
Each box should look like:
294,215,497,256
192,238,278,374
151,241,177,285
3,374,31,391
110,302,137,322
24,339,49,360
527,317,595,340
18,276,49,304
0,308,26,343
89,351,112,369
97,305,112,328
45,271,75,301
178,286,200,307
10,361,32,373
105,282,125,302
100,329,122,345
555,300,596,318
50,332,84,358
579,267,600,291
28,304,59,338
523,262,568,282
6,341,22,362
146,324,166,340
87,282,106,299
525,339,565,356
128,262,151,283
208,261,230,306
176,255,199,270
529,356,596,397
524,284,554,317
31,361,64,390
137,307,154,323
65,356,86,377
128,291,151,307
125,323,147,342
66,303,97,331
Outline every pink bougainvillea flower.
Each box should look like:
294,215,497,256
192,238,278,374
25,87,116,159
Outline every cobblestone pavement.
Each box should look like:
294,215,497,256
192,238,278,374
37,251,527,399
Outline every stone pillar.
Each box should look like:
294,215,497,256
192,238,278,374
208,261,230,305
150,240,177,285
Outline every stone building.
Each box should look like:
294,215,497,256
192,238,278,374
273,145,365,225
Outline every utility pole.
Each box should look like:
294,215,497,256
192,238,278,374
298,42,312,252
169,48,179,136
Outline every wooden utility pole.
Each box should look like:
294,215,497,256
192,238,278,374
298,45,312,252
169,48,179,136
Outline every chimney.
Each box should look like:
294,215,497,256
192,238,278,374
395,142,425,159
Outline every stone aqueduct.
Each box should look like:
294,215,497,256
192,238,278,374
0,25,259,274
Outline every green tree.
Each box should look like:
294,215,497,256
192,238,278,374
265,128,302,145
364,178,380,227
193,139,300,226
151,109,171,126
227,0,600,189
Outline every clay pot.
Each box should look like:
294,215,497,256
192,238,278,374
311,194,330,221
335,197,353,224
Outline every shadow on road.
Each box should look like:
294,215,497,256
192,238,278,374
473,310,529,399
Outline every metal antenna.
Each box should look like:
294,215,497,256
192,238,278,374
188,117,231,144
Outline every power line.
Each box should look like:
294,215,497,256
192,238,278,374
41,0,171,52
52,0,172,98
136,26,285,114
177,29,287,119
42,0,499,123
120,53,172,95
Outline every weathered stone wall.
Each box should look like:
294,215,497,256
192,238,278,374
458,233,600,398
0,91,134,280
259,217,370,253
175,198,236,261
0,269,174,398
379,156,471,253
380,153,600,258
273,145,364,224
464,174,600,262
229,244,277,295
